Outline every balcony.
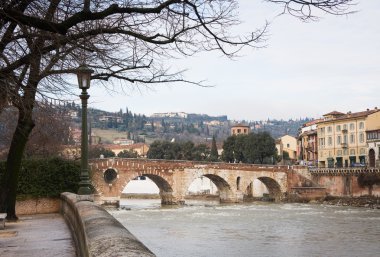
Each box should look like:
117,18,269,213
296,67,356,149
342,129,348,133
340,142,348,148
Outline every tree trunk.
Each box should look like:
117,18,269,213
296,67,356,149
0,110,35,220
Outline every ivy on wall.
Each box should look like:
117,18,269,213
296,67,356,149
0,158,80,199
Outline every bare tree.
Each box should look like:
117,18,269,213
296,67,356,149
0,0,354,220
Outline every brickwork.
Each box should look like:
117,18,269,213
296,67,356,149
89,158,294,204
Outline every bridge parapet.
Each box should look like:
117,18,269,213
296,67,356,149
309,167,380,176
90,158,292,172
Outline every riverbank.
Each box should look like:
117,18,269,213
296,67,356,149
313,195,380,209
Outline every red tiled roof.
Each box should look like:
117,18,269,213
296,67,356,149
323,111,345,116
321,109,379,122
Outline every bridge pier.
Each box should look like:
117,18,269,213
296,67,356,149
160,191,178,205
219,190,244,203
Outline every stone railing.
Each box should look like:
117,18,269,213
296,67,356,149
309,167,380,175
60,192,155,257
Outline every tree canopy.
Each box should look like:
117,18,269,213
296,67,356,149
147,140,210,161
221,132,277,164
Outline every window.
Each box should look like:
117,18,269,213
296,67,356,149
343,135,347,144
337,135,341,144
328,137,332,146
350,149,355,155
343,124,347,130
336,125,341,132
327,126,332,133
349,123,355,130
350,134,355,144
287,143,290,148
359,133,364,143
337,150,343,156
319,138,325,148
359,122,364,130
360,148,366,155
343,149,348,156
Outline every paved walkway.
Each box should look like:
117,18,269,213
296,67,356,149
0,213,76,257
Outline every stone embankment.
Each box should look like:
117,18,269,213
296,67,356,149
60,192,155,257
315,196,380,209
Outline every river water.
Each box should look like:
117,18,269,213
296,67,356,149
110,199,380,257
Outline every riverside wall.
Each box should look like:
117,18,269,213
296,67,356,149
60,192,155,257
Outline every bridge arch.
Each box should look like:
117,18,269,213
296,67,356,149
246,176,283,202
185,172,238,203
139,174,175,205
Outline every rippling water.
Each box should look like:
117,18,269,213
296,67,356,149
109,199,380,257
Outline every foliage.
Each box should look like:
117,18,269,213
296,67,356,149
89,146,115,159
0,105,71,160
0,158,80,198
221,132,276,164
147,140,211,161
117,149,138,158
210,136,219,162
282,151,290,160
357,173,380,188
221,136,236,163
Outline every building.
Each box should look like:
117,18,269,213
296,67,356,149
276,135,297,161
113,138,134,145
366,110,380,167
105,143,149,157
317,108,379,168
231,123,250,135
297,120,321,166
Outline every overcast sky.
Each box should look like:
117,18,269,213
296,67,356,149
87,1,379,121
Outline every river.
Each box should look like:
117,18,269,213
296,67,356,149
109,199,380,257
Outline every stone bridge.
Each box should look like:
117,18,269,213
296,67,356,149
89,158,308,205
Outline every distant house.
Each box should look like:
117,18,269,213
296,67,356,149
231,123,250,135
113,138,134,145
105,143,149,157
277,135,297,162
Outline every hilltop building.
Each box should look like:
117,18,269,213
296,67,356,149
231,123,250,135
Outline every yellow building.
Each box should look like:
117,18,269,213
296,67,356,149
231,123,250,135
277,135,297,161
366,110,380,167
317,109,379,168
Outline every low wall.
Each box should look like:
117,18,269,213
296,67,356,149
60,192,155,257
313,175,380,197
16,197,60,215
288,187,327,202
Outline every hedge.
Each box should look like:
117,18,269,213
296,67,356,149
0,158,81,199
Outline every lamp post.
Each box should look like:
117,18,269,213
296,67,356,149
77,64,93,195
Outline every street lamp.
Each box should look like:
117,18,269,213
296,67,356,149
77,64,93,195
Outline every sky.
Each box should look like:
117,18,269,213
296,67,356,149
87,1,380,121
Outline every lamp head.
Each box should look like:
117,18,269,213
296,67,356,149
77,64,93,90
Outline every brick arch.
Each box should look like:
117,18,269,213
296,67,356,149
90,159,177,204
254,176,283,202
184,171,237,203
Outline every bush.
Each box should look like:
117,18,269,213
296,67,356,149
0,158,80,199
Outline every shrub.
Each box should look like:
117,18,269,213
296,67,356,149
0,158,80,199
